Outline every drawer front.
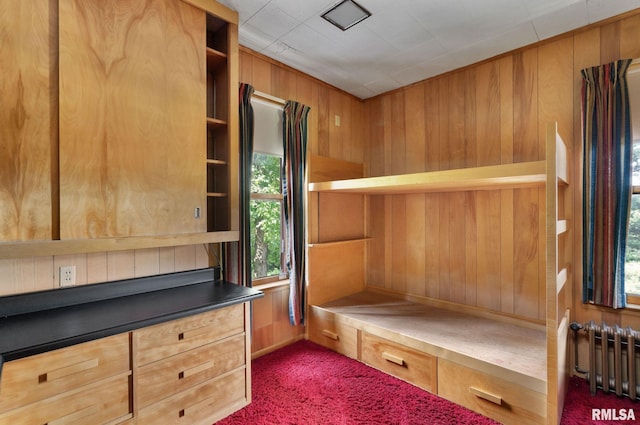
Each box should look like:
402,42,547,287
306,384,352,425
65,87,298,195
438,359,545,425
137,368,246,425
0,333,130,412
0,374,130,425
361,332,437,393
134,304,244,366
308,307,358,359
136,333,245,408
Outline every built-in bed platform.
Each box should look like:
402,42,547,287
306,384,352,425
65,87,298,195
308,290,548,425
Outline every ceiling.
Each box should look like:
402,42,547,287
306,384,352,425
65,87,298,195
216,0,640,99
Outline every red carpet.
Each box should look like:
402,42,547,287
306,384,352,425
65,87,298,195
217,340,639,424
561,375,638,424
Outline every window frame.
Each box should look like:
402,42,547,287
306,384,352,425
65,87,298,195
249,154,288,286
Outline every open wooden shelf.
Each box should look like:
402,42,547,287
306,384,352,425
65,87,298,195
206,47,227,70
309,160,546,194
206,117,227,128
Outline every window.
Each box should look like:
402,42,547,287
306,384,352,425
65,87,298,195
249,97,287,284
626,142,640,299
626,63,640,301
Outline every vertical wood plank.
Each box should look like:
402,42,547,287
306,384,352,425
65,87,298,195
391,195,407,293
406,194,426,296
251,55,271,94
174,245,197,271
158,247,176,274
600,22,621,63
134,248,160,278
0,0,55,241
107,251,135,281
317,85,330,157
477,191,502,311
448,73,466,170
425,193,440,298
499,56,514,164
500,189,515,315
405,85,426,173
438,77,450,170
513,49,539,162
367,196,385,287
513,188,540,320
390,91,406,175
438,193,451,300
449,192,466,303
424,79,441,172
465,68,477,168
476,62,501,166
86,252,108,284
464,192,477,305
620,14,640,58
368,97,385,176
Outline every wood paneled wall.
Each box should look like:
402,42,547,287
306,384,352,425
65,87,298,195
239,47,368,164
0,245,210,296
239,47,368,353
364,10,640,327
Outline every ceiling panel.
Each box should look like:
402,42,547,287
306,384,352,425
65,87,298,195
217,0,640,98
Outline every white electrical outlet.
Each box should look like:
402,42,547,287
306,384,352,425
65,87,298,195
60,266,76,287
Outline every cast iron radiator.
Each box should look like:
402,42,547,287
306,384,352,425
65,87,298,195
571,321,640,400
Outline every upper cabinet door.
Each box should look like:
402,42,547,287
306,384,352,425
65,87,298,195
59,0,207,239
0,0,56,241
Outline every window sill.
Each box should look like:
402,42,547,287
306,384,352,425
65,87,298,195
253,279,290,291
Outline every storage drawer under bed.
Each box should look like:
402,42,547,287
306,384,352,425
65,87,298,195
308,306,358,359
361,331,437,393
437,358,545,425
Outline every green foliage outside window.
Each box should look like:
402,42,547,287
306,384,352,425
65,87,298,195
250,154,284,279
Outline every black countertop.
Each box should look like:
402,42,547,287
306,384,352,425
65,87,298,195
0,268,263,367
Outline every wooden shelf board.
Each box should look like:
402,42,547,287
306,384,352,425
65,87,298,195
206,47,227,69
0,231,239,259
308,238,371,248
207,192,228,198
308,161,546,194
206,117,227,128
207,159,227,166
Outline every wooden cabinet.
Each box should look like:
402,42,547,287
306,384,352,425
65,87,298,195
58,0,207,239
0,333,131,424
0,0,56,241
0,0,239,256
133,304,250,424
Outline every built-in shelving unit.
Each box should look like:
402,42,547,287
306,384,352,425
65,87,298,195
206,14,232,232
306,123,571,425
309,160,550,194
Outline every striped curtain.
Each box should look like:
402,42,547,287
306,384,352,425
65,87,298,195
582,59,632,309
283,100,310,325
230,83,255,287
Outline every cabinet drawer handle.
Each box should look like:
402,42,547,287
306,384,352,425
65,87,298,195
178,325,210,341
40,358,99,383
178,361,214,379
321,329,339,341
179,394,216,418
381,351,405,366
46,404,97,425
469,387,503,405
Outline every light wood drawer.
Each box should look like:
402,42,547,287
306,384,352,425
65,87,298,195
308,307,358,359
0,374,131,425
137,368,246,425
134,304,244,366
136,333,245,408
361,332,437,393
0,333,130,412
438,359,545,425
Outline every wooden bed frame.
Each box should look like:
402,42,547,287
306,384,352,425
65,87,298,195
306,122,571,425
